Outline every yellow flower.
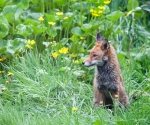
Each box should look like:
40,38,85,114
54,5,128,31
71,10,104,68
48,22,56,26
115,94,119,98
72,107,78,111
93,10,97,13
98,10,103,14
90,9,93,13
71,53,78,58
38,16,44,21
6,80,9,84
92,13,100,17
125,12,128,15
82,74,86,78
80,37,84,40
8,72,13,76
1,87,7,91
0,57,6,62
27,40,35,45
100,101,103,104
0,71,5,73
127,59,130,64
59,47,69,54
73,60,79,64
50,41,57,45
14,53,19,57
53,41,56,44
104,0,111,4
64,17,68,20
128,11,132,15
26,45,32,49
51,52,58,58
56,12,63,16
98,6,105,10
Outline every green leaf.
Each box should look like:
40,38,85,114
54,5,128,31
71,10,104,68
127,0,139,11
0,15,9,38
82,24,92,32
94,120,101,125
75,15,87,25
24,19,39,26
22,10,43,21
33,24,47,35
54,0,67,6
16,24,33,37
73,70,85,77
6,38,26,55
106,11,125,21
12,38,26,50
141,4,150,12
59,67,71,71
0,40,8,54
45,14,58,22
47,28,57,38
12,0,29,10
0,23,9,39
0,15,9,26
2,5,23,24
71,27,85,36
60,38,69,45
31,0,40,4
0,0,4,7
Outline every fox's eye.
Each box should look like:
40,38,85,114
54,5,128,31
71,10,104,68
93,54,97,57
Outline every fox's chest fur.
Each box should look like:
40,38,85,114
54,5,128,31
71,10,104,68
95,62,118,96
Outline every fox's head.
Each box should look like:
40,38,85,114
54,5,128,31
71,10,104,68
82,33,110,67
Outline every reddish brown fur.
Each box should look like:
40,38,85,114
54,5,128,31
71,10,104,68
83,40,129,108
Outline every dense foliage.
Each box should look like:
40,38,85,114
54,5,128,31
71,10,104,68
0,0,150,125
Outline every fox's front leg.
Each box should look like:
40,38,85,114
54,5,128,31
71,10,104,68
93,77,105,106
107,82,119,107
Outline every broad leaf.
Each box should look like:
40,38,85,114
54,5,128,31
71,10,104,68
45,14,58,22
71,27,85,36
127,0,139,11
106,11,125,21
0,15,9,25
47,28,57,38
0,0,4,7
82,24,92,32
141,4,150,12
22,10,43,21
0,23,9,38
6,38,26,55
54,0,67,6
12,0,29,10
33,24,47,35
16,24,33,37
2,5,23,24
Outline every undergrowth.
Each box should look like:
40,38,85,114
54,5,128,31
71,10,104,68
0,50,150,125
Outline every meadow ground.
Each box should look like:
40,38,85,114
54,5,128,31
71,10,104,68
0,51,150,125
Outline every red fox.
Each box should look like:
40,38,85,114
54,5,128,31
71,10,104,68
82,33,129,108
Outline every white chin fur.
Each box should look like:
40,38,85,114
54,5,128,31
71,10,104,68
92,60,104,66
84,62,92,66
84,60,104,66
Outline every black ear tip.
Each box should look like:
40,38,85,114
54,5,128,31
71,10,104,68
96,32,103,41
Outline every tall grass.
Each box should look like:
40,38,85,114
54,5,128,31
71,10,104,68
0,51,150,125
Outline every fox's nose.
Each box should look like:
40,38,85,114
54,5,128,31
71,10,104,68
82,62,85,65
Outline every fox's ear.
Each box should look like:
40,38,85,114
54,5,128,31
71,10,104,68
101,39,110,50
96,32,103,41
